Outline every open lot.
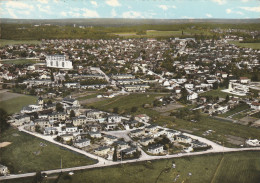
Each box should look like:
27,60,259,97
200,88,237,98
0,94,37,114
86,93,168,114
228,41,260,50
0,59,39,65
0,39,41,47
3,151,260,183
0,91,24,102
0,128,96,174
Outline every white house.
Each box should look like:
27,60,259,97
107,115,122,123
46,55,73,70
74,138,90,148
187,92,198,100
147,144,164,154
251,102,260,110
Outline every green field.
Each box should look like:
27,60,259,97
228,41,260,50
219,103,250,118
0,39,41,47
0,95,37,114
86,93,168,114
0,128,96,174
146,30,183,36
0,59,39,65
200,88,235,98
3,151,260,183
77,93,101,101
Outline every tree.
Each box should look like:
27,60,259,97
47,99,52,105
225,95,230,102
113,107,119,114
113,146,118,161
213,82,219,90
70,110,75,118
56,103,64,112
0,108,9,133
33,171,43,183
131,106,138,113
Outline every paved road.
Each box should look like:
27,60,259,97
1,126,260,181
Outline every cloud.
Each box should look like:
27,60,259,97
212,0,226,5
240,6,260,12
181,16,194,19
91,1,98,7
241,0,249,2
37,4,51,14
37,0,48,4
206,13,212,18
158,5,176,11
159,5,168,11
61,11,67,17
82,8,99,18
226,8,245,15
226,9,232,14
106,0,120,7
122,11,143,18
111,9,117,17
6,8,18,18
5,1,34,11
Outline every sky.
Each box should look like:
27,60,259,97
0,0,259,19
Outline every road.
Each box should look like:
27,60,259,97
1,126,260,181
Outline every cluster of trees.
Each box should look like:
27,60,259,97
0,109,9,133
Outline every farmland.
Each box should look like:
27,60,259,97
0,59,39,65
3,151,260,183
0,94,37,114
228,41,260,50
0,39,41,47
0,128,96,174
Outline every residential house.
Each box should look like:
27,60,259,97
74,138,90,148
147,144,164,154
139,137,154,146
176,134,192,144
94,146,111,156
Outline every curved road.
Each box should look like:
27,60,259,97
1,126,260,181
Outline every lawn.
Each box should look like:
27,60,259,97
0,39,41,47
0,95,37,114
228,41,260,50
0,128,96,174
219,103,250,118
146,30,183,37
86,93,168,114
77,93,101,101
200,88,235,98
3,151,260,183
0,59,39,65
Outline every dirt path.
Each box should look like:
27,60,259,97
0,142,12,148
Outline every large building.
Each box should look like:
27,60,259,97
46,55,73,69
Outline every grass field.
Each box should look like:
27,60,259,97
3,151,260,183
77,93,101,101
228,41,260,50
0,39,41,47
146,30,183,36
0,128,96,174
200,88,235,98
219,103,250,118
86,93,168,114
0,95,37,114
0,59,39,65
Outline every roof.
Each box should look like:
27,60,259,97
148,144,163,150
75,139,90,143
95,146,110,151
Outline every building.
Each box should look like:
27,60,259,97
74,139,90,148
0,164,9,175
46,55,73,70
147,144,164,154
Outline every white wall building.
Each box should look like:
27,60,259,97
46,55,73,70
